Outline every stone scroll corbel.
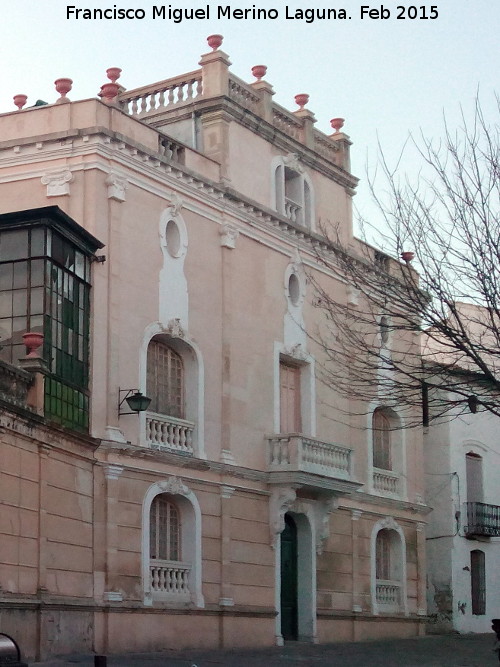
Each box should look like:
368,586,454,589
269,487,297,549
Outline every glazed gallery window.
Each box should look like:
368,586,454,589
150,494,180,561
146,340,184,417
0,210,99,432
372,408,392,470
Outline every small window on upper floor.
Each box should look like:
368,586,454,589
273,158,314,229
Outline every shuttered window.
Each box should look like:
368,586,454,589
150,495,180,561
280,362,301,433
466,453,483,503
147,340,184,417
471,550,486,615
373,409,392,470
376,529,392,580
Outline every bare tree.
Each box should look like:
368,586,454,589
312,98,500,424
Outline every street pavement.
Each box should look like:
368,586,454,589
30,633,498,667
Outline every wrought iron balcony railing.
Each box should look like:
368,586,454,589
465,501,500,537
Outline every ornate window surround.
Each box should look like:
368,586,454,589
273,341,316,437
370,516,408,616
367,403,407,500
139,321,206,458
271,155,315,231
142,477,204,608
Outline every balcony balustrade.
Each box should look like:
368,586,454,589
373,467,400,496
268,434,352,480
150,559,191,599
376,579,401,609
158,136,186,164
284,197,303,224
146,412,194,455
465,501,500,537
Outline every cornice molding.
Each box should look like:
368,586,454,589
0,127,362,278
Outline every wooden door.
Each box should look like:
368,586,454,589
280,514,298,640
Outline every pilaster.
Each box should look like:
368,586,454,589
416,522,427,616
351,510,363,615
219,485,235,607
102,464,124,601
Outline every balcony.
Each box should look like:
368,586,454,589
267,434,361,495
150,559,191,601
373,467,401,497
284,197,302,224
465,502,500,537
376,579,402,612
146,412,194,455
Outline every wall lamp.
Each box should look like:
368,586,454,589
118,388,152,416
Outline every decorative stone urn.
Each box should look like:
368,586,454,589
22,332,44,358
207,34,223,50
106,67,122,83
294,94,309,109
401,251,415,263
251,65,267,81
100,82,120,104
330,117,345,133
13,94,27,110
54,78,73,103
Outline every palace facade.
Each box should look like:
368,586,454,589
0,37,427,659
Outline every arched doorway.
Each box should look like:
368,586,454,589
280,513,298,640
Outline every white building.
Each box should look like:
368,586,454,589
425,388,500,632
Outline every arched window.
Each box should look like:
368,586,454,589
372,408,392,470
143,480,204,608
147,340,184,418
373,525,406,614
150,494,180,561
376,529,392,580
272,157,314,229
148,493,188,600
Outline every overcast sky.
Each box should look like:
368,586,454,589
1,0,498,228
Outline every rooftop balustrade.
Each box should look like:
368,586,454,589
0,359,33,410
117,36,348,169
